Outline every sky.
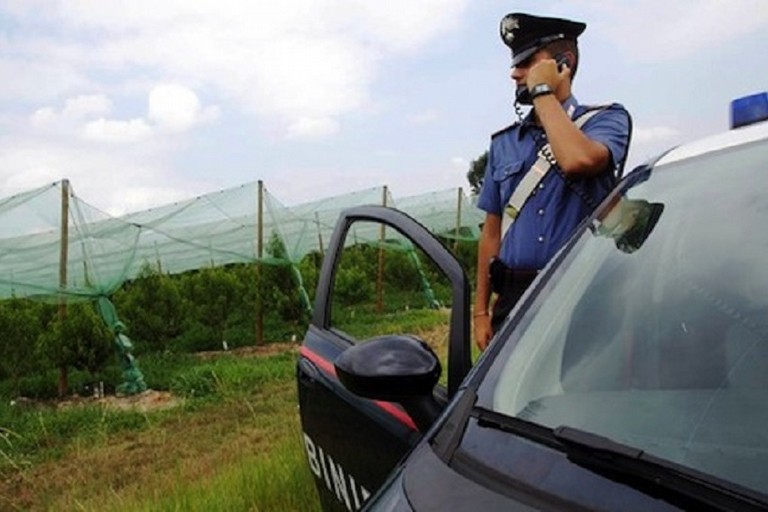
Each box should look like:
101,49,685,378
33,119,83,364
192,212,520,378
1,0,767,216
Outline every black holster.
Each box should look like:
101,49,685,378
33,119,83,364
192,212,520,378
489,258,538,333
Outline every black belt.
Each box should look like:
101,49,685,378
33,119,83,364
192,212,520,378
489,258,539,296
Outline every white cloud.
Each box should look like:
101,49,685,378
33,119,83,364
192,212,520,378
587,0,768,61
31,107,57,126
62,94,112,119
1,162,60,193
626,125,684,167
83,118,152,143
451,156,468,169
31,94,112,127
0,1,473,213
107,185,202,217
148,84,218,133
27,86,216,144
409,110,441,125
266,166,389,206
0,57,90,102
345,1,466,52
285,117,340,139
247,36,373,124
0,134,208,215
0,0,470,138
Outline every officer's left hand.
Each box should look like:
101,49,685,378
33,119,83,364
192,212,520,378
474,314,493,352
526,58,569,91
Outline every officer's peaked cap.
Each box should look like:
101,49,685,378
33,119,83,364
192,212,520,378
500,13,586,66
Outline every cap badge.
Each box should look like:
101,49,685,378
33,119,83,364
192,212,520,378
501,16,519,43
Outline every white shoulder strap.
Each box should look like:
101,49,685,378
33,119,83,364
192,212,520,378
502,108,604,236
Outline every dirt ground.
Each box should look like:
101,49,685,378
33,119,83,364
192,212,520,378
50,342,299,413
196,341,297,360
55,389,183,413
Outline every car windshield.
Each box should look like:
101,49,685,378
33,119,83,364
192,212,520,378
479,137,768,495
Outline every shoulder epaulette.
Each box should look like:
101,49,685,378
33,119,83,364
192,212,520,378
578,102,625,115
577,103,610,115
491,122,519,139
572,103,618,125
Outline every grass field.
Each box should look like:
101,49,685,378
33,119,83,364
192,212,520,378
0,308,461,511
0,346,321,511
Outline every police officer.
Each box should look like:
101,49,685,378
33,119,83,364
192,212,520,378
474,12,632,350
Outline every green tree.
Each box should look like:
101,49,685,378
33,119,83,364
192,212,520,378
383,248,422,292
113,263,183,352
221,263,259,347
466,150,488,195
334,244,376,306
180,266,242,351
259,233,308,334
41,301,113,394
0,298,47,395
296,251,322,303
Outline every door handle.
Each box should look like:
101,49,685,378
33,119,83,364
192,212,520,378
298,357,321,386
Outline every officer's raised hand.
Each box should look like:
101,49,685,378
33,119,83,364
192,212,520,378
525,56,570,99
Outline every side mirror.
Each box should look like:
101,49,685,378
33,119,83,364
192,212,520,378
334,335,443,431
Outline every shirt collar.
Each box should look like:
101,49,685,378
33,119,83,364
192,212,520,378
517,95,580,140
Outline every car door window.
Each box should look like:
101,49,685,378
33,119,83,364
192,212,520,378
329,220,453,369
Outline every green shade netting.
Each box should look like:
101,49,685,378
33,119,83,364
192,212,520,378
0,179,481,304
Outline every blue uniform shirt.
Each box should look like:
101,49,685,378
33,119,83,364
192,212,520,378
477,96,630,270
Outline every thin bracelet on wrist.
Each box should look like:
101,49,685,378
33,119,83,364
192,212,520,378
473,311,489,318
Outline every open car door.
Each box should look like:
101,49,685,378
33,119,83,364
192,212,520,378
297,205,471,511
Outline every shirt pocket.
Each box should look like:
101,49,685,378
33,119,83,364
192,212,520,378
492,160,525,183
492,160,525,200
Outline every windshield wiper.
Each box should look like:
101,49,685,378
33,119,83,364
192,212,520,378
473,406,561,449
553,425,768,512
474,408,768,510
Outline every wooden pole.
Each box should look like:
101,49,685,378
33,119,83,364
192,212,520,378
454,187,463,253
376,186,387,313
58,179,70,397
81,241,91,287
315,212,324,257
256,180,264,345
154,241,162,274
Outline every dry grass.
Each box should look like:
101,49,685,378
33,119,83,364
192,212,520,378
0,349,310,511
0,322,457,511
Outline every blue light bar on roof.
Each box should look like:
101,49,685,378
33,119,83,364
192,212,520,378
731,92,768,129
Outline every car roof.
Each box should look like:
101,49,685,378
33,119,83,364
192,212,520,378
655,119,768,167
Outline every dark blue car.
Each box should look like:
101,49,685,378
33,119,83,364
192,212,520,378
297,94,768,511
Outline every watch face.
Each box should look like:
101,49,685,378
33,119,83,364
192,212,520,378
529,84,554,102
